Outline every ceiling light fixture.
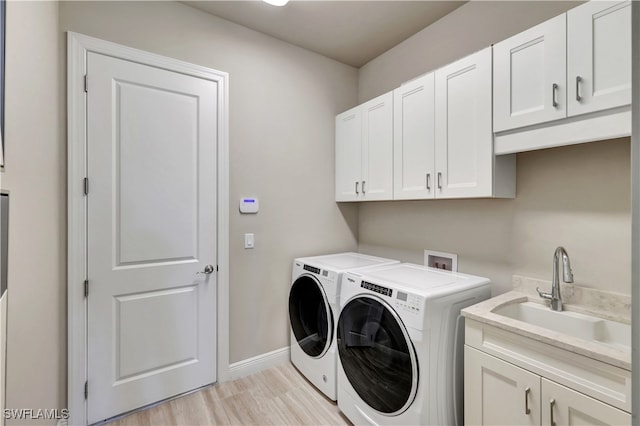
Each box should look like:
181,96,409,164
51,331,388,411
263,0,289,6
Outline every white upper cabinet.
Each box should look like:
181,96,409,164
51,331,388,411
494,1,631,135
393,73,435,200
335,92,393,202
361,92,393,201
335,106,362,202
389,48,514,201
567,1,631,116
435,47,506,199
493,14,567,132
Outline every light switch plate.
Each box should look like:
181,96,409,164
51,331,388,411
244,233,254,249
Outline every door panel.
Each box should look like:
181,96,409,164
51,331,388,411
567,1,631,116
464,346,541,426
335,108,362,201
116,82,199,266
541,379,630,426
393,73,435,200
87,52,218,423
493,14,566,131
361,92,393,201
115,286,198,381
435,48,493,198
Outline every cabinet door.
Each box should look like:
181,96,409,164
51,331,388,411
393,73,435,200
541,379,630,426
567,1,631,117
493,14,566,131
435,47,492,199
465,346,541,426
335,106,362,201
361,92,393,201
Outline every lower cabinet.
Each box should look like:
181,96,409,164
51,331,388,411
541,379,630,426
465,346,630,426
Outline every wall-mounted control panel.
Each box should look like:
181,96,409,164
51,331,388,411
239,197,259,214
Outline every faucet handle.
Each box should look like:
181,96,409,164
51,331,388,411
536,287,553,300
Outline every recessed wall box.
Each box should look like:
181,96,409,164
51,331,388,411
239,197,259,214
424,250,458,272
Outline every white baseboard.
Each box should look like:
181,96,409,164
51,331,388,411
227,346,290,381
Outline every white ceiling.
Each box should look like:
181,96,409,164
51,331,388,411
183,1,466,68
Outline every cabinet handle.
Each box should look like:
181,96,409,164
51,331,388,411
355,181,359,195
576,76,582,102
362,180,366,194
549,399,556,426
552,83,559,108
426,173,431,190
524,387,531,415
437,172,442,190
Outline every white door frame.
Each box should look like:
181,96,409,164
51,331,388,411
67,32,230,426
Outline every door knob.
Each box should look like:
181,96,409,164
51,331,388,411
198,264,215,274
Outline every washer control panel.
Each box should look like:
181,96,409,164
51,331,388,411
394,291,423,315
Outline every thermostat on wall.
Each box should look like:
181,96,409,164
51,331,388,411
239,197,259,214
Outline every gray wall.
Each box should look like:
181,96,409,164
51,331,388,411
3,2,65,422
357,1,630,295
360,138,630,295
4,0,358,420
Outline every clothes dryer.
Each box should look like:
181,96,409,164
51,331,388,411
289,252,399,401
336,263,490,425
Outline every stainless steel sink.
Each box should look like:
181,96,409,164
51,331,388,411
492,301,630,351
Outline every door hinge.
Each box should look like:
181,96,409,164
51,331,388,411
83,177,89,195
84,75,88,93
84,381,88,399
84,279,89,298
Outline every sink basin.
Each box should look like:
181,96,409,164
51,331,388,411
492,302,630,350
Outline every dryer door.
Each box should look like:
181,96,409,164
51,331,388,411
337,295,418,415
289,274,333,358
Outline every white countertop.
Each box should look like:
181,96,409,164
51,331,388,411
462,291,631,371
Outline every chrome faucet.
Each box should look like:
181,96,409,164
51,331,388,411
536,246,574,311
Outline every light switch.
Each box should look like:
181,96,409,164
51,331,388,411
244,233,254,249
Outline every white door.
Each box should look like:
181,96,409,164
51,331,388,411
335,106,362,201
435,48,493,199
541,379,630,426
567,1,631,117
361,92,393,201
464,346,541,426
86,52,218,423
493,14,566,132
393,73,435,200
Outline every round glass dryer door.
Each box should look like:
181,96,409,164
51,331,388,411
289,275,333,358
337,295,418,415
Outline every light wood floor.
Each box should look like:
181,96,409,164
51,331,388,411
107,363,351,425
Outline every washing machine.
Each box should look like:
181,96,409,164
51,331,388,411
336,263,490,425
289,252,399,401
